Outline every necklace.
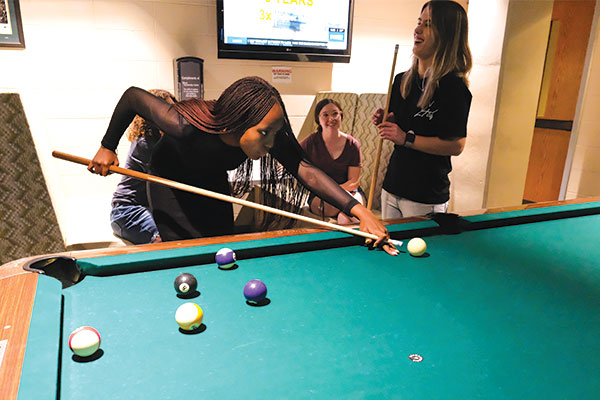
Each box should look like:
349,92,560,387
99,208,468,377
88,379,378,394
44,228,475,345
416,75,426,92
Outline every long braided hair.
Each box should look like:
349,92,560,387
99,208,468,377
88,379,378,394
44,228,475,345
173,76,309,230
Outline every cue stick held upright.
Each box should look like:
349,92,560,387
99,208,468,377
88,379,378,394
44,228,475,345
367,44,399,210
52,151,402,247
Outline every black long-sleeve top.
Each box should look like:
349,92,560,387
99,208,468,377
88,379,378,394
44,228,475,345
100,87,359,238
383,72,471,204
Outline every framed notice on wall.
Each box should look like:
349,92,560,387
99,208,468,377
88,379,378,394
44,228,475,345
0,0,25,49
174,57,204,101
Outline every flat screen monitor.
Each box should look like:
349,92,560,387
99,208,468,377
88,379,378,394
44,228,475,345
217,0,354,63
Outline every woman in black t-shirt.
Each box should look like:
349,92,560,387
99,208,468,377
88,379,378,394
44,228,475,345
89,77,397,255
372,1,472,219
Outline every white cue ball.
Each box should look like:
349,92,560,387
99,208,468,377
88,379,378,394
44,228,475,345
69,326,101,357
407,238,427,257
175,302,204,331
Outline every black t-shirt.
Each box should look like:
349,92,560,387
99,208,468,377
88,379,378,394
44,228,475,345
382,72,472,204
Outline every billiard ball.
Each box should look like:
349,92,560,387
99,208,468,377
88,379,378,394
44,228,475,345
68,326,101,357
407,237,427,257
175,302,203,331
216,248,236,269
243,279,267,304
174,273,197,295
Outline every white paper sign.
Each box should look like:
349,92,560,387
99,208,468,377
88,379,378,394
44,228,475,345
272,67,292,83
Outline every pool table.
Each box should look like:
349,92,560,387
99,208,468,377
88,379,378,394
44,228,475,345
2,198,600,399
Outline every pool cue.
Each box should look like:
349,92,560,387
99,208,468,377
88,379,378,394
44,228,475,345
367,44,399,210
52,151,402,247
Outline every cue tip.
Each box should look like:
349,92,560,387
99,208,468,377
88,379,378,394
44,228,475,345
388,239,403,247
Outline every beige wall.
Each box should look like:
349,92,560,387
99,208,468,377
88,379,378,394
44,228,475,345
331,0,422,93
565,1,600,199
484,0,554,209
0,0,332,246
451,0,509,212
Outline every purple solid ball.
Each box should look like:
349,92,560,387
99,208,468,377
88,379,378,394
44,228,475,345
243,279,267,303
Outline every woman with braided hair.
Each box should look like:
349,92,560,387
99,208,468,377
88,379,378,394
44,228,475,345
90,76,397,255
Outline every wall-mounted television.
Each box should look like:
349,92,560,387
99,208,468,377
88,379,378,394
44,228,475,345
217,0,354,63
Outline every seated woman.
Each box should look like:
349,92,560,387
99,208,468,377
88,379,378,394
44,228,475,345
110,89,176,244
301,98,364,225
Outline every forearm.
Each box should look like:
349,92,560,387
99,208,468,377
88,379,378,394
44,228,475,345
350,203,371,219
378,121,465,157
410,135,465,156
297,161,359,215
340,165,361,192
340,179,360,192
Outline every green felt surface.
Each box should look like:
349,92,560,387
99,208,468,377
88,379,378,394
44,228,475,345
76,219,440,277
463,201,600,223
20,204,600,399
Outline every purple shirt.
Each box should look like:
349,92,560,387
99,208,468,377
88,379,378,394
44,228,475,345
300,131,362,185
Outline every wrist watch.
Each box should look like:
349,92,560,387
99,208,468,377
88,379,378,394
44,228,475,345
404,130,416,147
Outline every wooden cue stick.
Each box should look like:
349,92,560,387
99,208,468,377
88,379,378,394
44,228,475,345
52,151,401,246
367,44,399,211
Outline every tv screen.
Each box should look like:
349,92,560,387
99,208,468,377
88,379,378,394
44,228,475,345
217,0,354,63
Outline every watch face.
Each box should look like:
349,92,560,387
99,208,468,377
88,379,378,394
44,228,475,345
406,132,415,143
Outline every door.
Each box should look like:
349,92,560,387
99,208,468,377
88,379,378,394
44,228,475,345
523,0,595,203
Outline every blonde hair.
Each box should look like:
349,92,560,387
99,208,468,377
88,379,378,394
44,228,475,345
401,1,472,108
125,89,176,141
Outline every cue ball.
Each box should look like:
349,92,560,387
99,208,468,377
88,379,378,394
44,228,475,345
175,302,203,331
174,273,197,295
216,248,236,269
407,238,427,257
68,326,101,357
244,279,267,304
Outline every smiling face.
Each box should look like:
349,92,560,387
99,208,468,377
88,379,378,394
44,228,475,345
413,5,437,69
318,103,342,132
238,102,285,160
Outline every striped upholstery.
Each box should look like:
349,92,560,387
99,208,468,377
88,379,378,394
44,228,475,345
0,94,65,263
353,93,394,212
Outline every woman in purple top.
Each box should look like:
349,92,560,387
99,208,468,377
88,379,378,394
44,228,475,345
301,99,364,225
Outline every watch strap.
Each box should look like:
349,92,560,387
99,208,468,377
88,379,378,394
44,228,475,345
404,130,415,147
